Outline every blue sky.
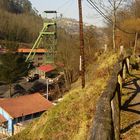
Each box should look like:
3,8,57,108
29,0,104,27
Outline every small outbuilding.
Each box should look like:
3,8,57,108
37,64,56,79
0,93,53,135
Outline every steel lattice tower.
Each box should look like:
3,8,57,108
26,11,57,65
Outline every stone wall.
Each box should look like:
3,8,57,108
89,57,130,140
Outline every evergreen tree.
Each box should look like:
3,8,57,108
0,53,31,97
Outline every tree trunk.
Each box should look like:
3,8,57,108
133,32,138,55
64,68,71,90
88,40,91,55
113,9,116,50
9,82,12,97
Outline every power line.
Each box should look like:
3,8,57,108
87,0,135,35
57,0,74,17
87,0,135,34
56,0,72,11
87,0,112,23
84,2,103,19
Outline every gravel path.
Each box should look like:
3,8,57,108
121,70,140,140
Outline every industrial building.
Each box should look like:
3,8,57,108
0,93,53,135
18,48,47,66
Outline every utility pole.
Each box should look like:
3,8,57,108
46,78,49,100
78,0,85,88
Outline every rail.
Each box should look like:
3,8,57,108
89,56,130,140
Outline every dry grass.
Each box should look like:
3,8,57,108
121,111,140,140
9,52,118,140
121,70,140,140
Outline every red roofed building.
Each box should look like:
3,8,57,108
37,64,56,79
38,64,56,72
18,48,47,53
18,48,47,66
0,93,53,135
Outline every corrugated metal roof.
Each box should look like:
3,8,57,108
0,93,53,118
0,114,6,123
38,64,56,72
18,48,47,53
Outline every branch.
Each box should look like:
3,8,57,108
108,0,114,7
115,0,124,10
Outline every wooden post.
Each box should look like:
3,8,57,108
123,64,126,80
126,58,130,72
118,75,122,94
120,45,124,55
111,83,121,140
78,0,85,89
104,44,108,52
133,32,138,55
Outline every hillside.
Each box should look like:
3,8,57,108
0,0,42,43
9,52,118,140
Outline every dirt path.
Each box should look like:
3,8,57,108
121,70,140,140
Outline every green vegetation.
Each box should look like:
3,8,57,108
9,52,118,140
57,26,102,90
0,0,32,14
0,53,31,97
0,0,42,43
1,0,140,139
93,0,140,54
0,0,102,92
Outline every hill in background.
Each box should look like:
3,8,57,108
0,0,42,43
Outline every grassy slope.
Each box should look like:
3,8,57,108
9,52,118,140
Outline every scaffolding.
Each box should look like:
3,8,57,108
26,11,57,64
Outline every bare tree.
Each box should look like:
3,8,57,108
91,0,125,49
104,0,124,49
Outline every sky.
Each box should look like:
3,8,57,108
29,0,105,27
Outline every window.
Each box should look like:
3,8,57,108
38,57,43,60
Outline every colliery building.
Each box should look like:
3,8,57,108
18,48,47,66
0,93,53,135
